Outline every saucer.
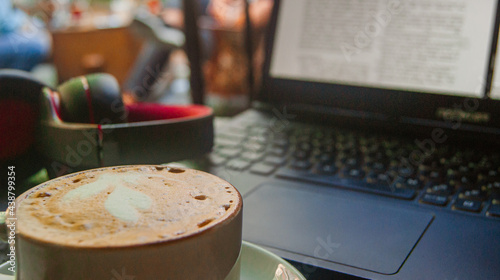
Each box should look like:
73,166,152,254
240,241,306,280
0,241,305,280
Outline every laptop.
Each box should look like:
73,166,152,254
200,0,500,279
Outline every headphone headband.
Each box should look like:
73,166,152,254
39,90,214,178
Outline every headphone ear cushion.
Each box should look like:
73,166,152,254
0,69,50,180
57,73,127,124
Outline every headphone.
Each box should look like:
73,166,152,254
1,70,213,180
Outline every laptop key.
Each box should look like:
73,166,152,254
296,142,313,152
272,138,289,147
317,153,335,163
318,143,335,154
420,193,448,206
313,162,339,175
247,127,270,136
370,162,387,173
452,199,482,212
250,163,277,176
268,146,287,157
290,160,312,170
208,154,228,166
215,137,240,148
486,200,500,217
217,147,241,158
226,159,251,171
220,127,247,137
217,133,246,142
457,188,487,201
426,183,455,196
393,177,424,190
481,180,500,194
428,170,445,182
396,167,414,178
366,172,394,185
293,149,310,160
242,141,266,152
341,168,366,179
263,156,287,166
247,135,268,145
345,157,361,168
240,151,265,163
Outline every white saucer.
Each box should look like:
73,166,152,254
0,241,305,280
240,241,306,280
0,262,12,280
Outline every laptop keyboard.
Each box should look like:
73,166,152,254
210,121,500,218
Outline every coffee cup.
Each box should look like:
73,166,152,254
1,165,242,280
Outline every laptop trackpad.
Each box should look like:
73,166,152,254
243,183,434,274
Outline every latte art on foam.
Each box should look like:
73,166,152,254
104,185,152,222
16,166,241,247
63,173,153,222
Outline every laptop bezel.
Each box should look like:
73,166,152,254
256,0,500,138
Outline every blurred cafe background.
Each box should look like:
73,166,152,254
1,0,273,112
0,0,273,179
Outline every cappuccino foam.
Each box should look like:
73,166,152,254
16,165,241,247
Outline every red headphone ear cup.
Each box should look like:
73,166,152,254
57,73,128,124
0,69,49,181
0,100,37,160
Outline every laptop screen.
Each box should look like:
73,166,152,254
492,28,500,99
260,0,500,135
270,0,497,98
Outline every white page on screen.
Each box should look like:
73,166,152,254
270,0,498,98
491,26,500,99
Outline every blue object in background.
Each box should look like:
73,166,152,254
0,0,51,71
